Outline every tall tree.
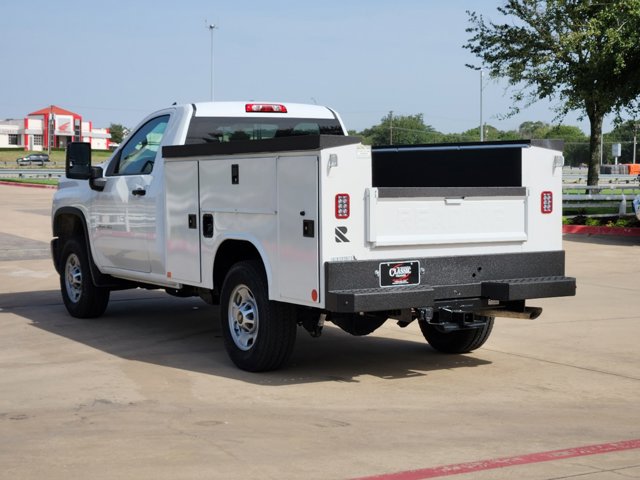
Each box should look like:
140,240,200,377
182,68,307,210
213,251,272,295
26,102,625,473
466,0,640,185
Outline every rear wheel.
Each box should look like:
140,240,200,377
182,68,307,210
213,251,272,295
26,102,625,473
59,238,110,318
220,261,297,372
419,315,494,353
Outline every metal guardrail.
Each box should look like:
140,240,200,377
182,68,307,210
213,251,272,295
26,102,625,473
563,173,639,185
563,185,640,215
0,168,64,179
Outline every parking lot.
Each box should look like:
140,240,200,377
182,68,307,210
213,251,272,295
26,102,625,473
0,184,639,480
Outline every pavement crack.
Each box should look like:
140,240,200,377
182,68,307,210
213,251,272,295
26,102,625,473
546,463,640,479
485,348,640,382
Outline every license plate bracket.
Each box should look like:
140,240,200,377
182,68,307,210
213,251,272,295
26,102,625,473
379,260,420,287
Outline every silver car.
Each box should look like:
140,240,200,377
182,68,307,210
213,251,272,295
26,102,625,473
16,153,49,166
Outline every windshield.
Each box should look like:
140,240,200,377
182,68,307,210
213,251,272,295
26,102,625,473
185,117,344,144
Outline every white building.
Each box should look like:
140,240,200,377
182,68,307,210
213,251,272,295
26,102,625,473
0,105,111,151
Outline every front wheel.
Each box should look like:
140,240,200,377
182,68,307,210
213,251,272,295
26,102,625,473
59,238,110,318
220,261,297,372
419,315,494,353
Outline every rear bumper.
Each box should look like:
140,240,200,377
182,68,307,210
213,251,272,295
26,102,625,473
325,250,576,313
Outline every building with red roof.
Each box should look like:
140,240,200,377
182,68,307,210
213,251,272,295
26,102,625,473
0,105,110,151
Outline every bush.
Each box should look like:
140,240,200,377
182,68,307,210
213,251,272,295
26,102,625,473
565,215,640,228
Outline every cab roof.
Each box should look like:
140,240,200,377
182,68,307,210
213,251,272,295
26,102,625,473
191,101,337,119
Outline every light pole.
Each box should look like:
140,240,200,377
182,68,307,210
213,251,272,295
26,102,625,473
633,122,639,164
480,69,484,142
48,105,53,156
207,23,218,101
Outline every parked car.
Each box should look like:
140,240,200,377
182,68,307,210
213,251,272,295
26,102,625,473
16,153,49,166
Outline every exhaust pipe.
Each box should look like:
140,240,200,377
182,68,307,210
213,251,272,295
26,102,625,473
477,306,543,320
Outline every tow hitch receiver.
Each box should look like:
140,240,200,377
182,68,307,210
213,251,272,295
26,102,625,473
421,308,489,332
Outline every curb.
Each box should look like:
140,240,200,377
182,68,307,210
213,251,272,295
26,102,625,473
563,225,640,237
0,181,57,190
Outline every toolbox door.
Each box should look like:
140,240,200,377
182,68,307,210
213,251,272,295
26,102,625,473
165,160,201,283
277,155,319,305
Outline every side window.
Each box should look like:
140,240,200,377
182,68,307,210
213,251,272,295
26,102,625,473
113,115,169,175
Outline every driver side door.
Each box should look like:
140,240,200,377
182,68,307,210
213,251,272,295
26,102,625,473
90,115,170,273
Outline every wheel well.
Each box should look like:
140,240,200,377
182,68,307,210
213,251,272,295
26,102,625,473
54,212,85,240
52,211,87,270
52,210,125,289
213,240,264,291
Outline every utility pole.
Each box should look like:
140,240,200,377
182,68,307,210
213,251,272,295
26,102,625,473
47,105,53,156
206,22,218,101
480,69,484,142
389,111,394,145
634,123,639,164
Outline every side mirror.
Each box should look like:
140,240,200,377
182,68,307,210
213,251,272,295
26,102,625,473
89,166,106,192
66,142,92,179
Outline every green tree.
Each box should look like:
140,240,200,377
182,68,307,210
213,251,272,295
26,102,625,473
518,121,550,139
108,123,127,144
466,1,640,185
361,112,442,146
545,125,589,167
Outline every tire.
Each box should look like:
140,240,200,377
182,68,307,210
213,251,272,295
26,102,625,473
220,261,297,372
59,237,110,318
419,315,494,353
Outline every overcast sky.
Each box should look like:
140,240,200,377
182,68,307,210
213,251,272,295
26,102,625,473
0,0,616,134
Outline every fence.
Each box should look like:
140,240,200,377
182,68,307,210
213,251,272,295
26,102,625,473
563,185,640,216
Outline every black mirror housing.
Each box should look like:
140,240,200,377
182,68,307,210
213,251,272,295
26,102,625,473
66,142,92,179
89,166,106,192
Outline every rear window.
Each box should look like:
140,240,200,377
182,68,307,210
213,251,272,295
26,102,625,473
185,117,344,144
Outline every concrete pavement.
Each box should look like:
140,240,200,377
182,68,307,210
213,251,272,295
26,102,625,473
0,184,639,479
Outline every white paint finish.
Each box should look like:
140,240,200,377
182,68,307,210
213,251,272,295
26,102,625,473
276,155,319,305
521,146,564,252
198,156,277,215
165,160,201,283
366,191,527,247
90,173,155,273
193,101,337,120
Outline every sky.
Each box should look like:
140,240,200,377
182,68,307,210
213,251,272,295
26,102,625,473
0,0,616,135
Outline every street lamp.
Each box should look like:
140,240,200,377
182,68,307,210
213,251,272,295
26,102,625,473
633,122,639,164
480,69,484,142
206,23,218,101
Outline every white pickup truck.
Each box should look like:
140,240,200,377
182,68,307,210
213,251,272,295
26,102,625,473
51,101,575,371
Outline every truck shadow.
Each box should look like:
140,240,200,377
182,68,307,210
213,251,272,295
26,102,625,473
2,289,492,386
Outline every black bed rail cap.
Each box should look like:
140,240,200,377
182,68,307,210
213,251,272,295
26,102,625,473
163,135,361,158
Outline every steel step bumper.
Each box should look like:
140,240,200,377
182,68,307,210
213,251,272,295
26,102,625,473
481,276,576,301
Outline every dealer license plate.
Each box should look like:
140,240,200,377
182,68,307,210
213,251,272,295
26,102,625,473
379,260,421,287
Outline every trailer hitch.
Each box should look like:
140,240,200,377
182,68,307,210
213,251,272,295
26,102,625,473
417,307,489,332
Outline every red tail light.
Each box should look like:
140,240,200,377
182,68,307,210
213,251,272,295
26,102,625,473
245,103,287,113
541,191,553,214
335,193,350,219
